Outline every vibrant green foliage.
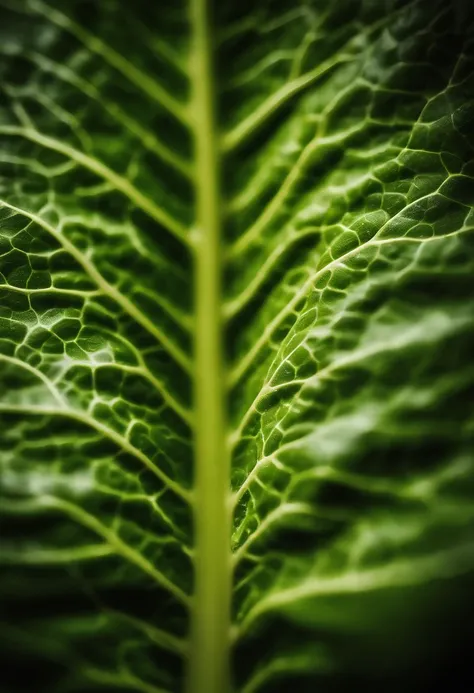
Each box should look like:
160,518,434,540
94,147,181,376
1,1,474,692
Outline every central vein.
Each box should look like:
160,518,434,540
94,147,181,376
187,1,232,692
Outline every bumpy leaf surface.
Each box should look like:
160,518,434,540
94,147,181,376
1,1,474,692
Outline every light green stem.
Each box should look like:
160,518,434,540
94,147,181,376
187,0,232,692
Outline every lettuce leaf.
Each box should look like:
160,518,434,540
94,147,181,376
1,1,473,691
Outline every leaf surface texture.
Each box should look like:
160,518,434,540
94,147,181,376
1,1,474,692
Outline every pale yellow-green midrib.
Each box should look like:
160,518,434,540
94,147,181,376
187,0,232,692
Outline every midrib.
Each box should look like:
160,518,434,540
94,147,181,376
187,0,232,692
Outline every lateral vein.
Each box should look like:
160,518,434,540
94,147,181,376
0,126,188,244
0,200,192,379
0,402,191,504
28,0,190,127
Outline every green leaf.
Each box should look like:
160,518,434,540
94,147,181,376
1,1,473,692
